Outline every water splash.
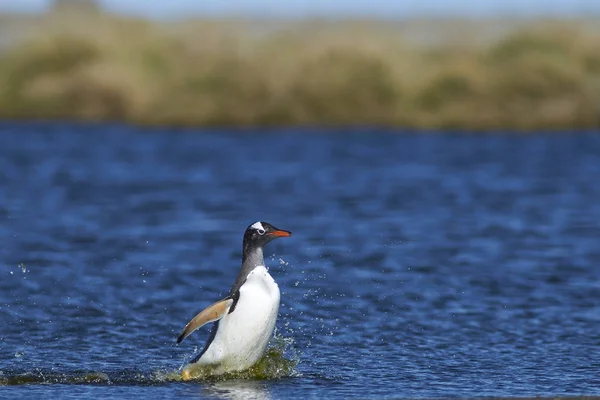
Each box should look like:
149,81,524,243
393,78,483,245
180,334,298,381
0,335,298,386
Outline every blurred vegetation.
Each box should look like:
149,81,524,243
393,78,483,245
0,7,599,130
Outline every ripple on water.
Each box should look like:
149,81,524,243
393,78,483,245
2,126,600,398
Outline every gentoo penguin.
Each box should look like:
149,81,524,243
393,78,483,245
177,221,292,378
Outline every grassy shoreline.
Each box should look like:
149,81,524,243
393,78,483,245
0,12,599,131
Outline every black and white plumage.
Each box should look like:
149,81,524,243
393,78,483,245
177,221,292,377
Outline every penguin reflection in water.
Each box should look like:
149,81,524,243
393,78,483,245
177,221,292,378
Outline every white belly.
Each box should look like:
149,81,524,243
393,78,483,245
191,266,280,374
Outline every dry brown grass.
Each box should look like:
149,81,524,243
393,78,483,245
0,11,599,130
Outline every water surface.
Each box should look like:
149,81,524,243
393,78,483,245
1,123,600,399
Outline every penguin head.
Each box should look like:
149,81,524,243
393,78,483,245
243,221,292,249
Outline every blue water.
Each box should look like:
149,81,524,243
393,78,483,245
1,123,600,399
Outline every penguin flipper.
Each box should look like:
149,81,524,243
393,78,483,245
177,298,233,344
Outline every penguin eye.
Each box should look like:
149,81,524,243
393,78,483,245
257,228,266,235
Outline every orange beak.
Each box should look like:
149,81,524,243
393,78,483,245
269,229,292,237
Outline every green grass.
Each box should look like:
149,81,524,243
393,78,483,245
1,11,599,130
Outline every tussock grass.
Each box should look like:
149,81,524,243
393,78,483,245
0,12,599,130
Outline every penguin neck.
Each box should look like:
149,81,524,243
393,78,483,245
230,244,265,296
242,244,264,273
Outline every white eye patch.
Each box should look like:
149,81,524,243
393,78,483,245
250,221,265,232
